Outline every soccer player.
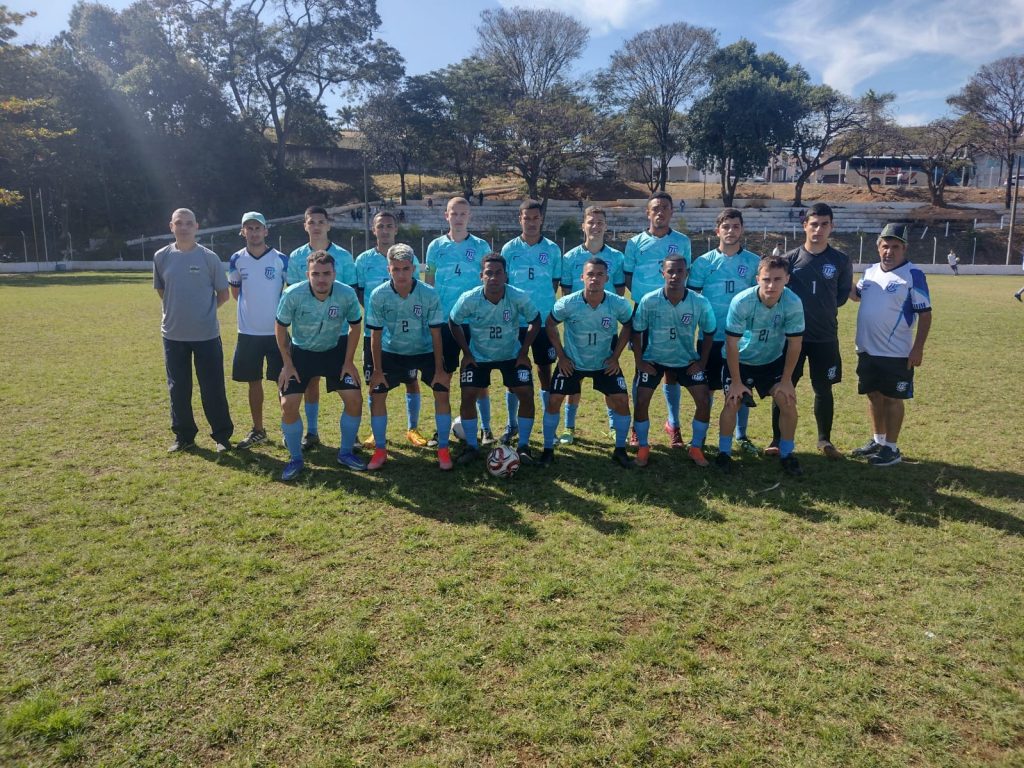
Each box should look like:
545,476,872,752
559,205,625,444
632,253,717,468
154,207,233,452
365,244,453,470
227,211,288,450
425,197,495,445
848,224,932,466
687,208,762,454
285,206,357,451
449,255,541,465
543,257,636,468
716,255,805,477
355,211,427,447
773,203,852,460
500,200,561,445
275,251,365,480
625,192,692,448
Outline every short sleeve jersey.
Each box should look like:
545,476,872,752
725,286,805,366
785,244,853,343
624,229,692,303
153,243,227,342
632,288,717,368
227,248,288,336
286,242,356,287
425,233,491,316
561,244,625,292
501,236,562,323
355,247,420,337
275,281,361,352
687,248,761,342
366,280,444,356
449,285,539,364
855,261,931,357
551,291,634,371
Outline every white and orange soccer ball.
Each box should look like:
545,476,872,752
486,445,520,478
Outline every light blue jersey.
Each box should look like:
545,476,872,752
550,290,634,372
355,247,420,337
725,286,804,366
561,244,625,292
501,236,561,323
632,288,717,368
450,285,539,364
276,281,362,352
366,280,444,356
425,233,491,316
287,242,356,286
624,229,692,303
687,248,761,341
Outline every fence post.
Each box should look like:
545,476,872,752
972,237,977,264
859,236,863,264
932,237,937,264
944,221,949,237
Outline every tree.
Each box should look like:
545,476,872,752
949,55,1024,209
599,110,666,193
599,22,717,191
843,90,898,195
357,85,428,205
898,117,981,206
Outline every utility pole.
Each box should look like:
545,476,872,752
1008,154,1021,265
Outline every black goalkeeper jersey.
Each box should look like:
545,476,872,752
783,245,853,343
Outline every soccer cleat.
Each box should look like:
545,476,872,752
167,438,196,453
480,428,496,446
1016,292,1023,302
236,428,267,450
281,458,305,481
764,439,781,457
301,432,321,451
714,452,733,474
635,445,651,468
780,454,804,477
214,440,232,453
517,446,537,466
850,439,883,458
336,451,368,471
611,447,636,469
736,437,761,456
558,427,575,445
367,448,388,470
456,447,480,466
869,446,902,467
406,428,429,447
664,420,684,449
437,447,453,471
628,427,640,448
539,448,555,467
500,424,518,446
687,445,709,467
426,431,440,448
819,442,844,461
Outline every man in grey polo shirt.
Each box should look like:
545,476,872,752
153,208,234,452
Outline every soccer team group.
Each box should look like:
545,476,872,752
153,193,932,481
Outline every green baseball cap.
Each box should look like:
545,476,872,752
241,211,267,226
878,223,908,243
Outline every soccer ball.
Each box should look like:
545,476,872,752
451,416,466,441
487,445,520,478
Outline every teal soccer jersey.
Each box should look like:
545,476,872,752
501,236,562,322
550,291,634,371
687,248,761,341
276,281,362,352
561,244,625,292
725,286,804,366
355,247,420,337
624,230,692,303
366,280,444,356
425,233,490,316
632,288,717,368
287,242,356,286
450,286,539,364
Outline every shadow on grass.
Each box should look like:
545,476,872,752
0,272,152,288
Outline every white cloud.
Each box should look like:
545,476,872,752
498,0,658,34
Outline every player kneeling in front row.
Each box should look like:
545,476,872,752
275,251,366,480
542,257,636,468
450,255,542,466
717,255,805,476
365,244,454,470
631,253,717,468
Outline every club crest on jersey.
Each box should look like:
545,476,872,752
503,309,511,322
737,266,748,277
822,264,836,280
601,317,611,328
265,266,276,280
465,249,476,261
886,282,899,293
772,315,781,326
413,304,423,317
681,313,693,325
667,244,679,255
328,306,339,318
539,252,549,265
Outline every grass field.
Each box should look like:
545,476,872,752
1,272,1022,767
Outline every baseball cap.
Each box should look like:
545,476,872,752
878,223,908,243
241,211,267,226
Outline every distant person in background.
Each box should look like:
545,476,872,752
946,249,959,275
153,208,233,453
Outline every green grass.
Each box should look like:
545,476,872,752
1,272,1022,767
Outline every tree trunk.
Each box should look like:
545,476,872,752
658,151,669,192
792,169,813,207
1005,152,1016,209
399,172,407,206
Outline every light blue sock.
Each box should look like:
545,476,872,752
540,390,550,411
304,402,319,435
565,402,578,429
718,434,733,455
435,413,452,449
611,412,631,448
282,419,303,461
371,414,387,449
406,393,421,430
635,419,651,447
543,411,560,448
691,419,709,448
735,404,750,440
505,392,519,429
340,413,360,454
779,439,795,458
477,396,491,432
517,417,534,449
462,417,479,449
664,384,681,428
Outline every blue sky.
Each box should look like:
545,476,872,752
12,0,1024,125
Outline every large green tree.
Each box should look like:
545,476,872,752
357,85,430,205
